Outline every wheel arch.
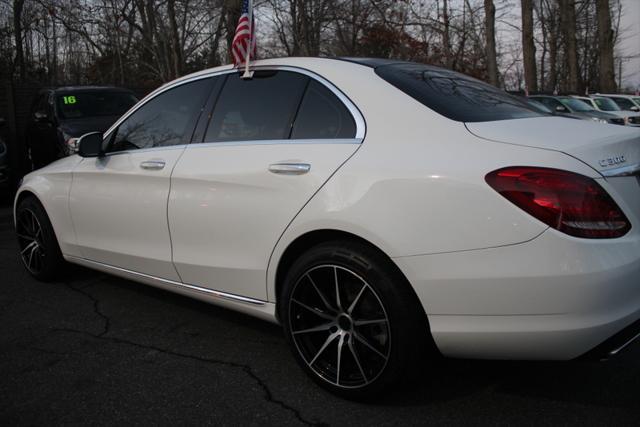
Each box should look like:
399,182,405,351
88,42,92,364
272,228,440,357
272,229,428,322
14,189,46,226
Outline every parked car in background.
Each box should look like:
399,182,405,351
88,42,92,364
15,57,640,399
26,86,138,169
0,118,9,191
529,95,625,125
571,95,640,127
525,98,553,114
597,94,640,113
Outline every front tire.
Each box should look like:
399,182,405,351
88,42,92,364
280,240,429,399
15,196,65,281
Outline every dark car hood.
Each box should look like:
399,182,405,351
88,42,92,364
59,115,121,137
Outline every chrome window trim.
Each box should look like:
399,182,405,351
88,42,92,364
189,138,363,149
65,256,267,306
102,65,366,153
601,163,640,177
102,143,189,158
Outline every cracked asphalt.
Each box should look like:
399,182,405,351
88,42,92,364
1,201,639,426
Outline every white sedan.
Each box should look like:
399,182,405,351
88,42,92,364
14,57,640,399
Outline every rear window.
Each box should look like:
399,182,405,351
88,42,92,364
375,63,542,122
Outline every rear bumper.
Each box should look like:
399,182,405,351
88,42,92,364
580,317,640,360
394,228,640,360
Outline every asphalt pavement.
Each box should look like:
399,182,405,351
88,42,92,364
0,201,639,426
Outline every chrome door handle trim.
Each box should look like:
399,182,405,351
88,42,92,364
268,163,311,175
140,160,166,170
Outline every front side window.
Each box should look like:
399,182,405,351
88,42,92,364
534,97,562,110
291,80,356,139
205,71,308,142
593,97,620,111
108,78,212,152
559,98,593,112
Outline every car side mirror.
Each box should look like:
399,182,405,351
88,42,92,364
555,106,568,112
631,106,640,112
34,110,49,123
78,132,104,158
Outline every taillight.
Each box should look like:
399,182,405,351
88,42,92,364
485,167,631,238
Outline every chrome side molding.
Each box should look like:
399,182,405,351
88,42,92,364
65,256,267,306
601,163,640,177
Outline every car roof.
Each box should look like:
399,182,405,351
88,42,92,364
596,94,637,99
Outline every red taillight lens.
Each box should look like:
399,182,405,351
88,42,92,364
485,167,631,238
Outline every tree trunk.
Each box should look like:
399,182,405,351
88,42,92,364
13,0,26,82
559,0,579,92
225,0,242,60
596,0,616,92
442,0,452,68
484,0,498,86
167,0,182,78
521,0,537,92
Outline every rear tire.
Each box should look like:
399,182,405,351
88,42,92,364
280,240,429,399
15,196,65,281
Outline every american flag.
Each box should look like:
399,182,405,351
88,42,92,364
232,0,256,67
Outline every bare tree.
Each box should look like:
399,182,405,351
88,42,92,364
483,0,498,86
559,0,579,92
521,0,536,92
12,0,25,81
596,0,616,92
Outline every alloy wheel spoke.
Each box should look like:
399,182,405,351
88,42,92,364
354,331,388,360
354,318,388,327
347,283,367,314
21,240,38,256
336,333,346,386
292,321,335,335
334,266,342,310
27,244,37,270
348,337,368,384
16,233,35,242
292,298,334,320
306,273,335,312
309,330,340,366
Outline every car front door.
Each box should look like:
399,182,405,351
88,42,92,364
169,69,364,300
69,77,214,280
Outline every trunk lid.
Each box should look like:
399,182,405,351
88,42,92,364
466,116,639,176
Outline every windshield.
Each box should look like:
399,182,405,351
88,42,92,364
56,91,138,120
559,98,594,112
375,63,542,122
592,97,621,111
633,97,640,106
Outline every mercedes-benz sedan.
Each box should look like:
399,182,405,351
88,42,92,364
14,58,640,399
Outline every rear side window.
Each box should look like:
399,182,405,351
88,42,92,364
205,71,308,142
291,80,356,139
375,63,542,122
611,97,635,110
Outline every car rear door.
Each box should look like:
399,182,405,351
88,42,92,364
69,77,215,280
169,69,364,300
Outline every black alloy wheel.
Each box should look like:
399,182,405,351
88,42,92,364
16,196,64,281
281,240,430,399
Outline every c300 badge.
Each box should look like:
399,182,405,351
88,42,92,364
599,155,626,167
